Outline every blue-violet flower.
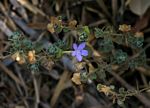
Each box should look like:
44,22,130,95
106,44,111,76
72,42,88,61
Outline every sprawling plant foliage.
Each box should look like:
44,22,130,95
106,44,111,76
8,16,148,106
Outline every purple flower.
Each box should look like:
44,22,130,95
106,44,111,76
72,42,88,62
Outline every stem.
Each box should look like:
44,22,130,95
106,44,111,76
31,71,40,108
63,51,72,54
86,42,94,51
111,33,122,36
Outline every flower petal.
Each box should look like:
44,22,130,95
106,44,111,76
76,54,82,62
72,51,76,56
81,50,88,56
73,43,77,50
78,42,86,50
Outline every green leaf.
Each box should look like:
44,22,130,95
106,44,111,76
97,84,103,90
56,48,63,58
79,31,88,42
10,31,22,40
34,42,43,53
95,68,106,80
80,72,88,83
110,85,115,90
54,24,62,33
83,26,90,36
88,73,97,80
63,27,71,32
119,88,125,94
47,45,59,55
98,38,114,53
127,35,144,48
117,100,124,106
94,28,110,38
129,52,146,69
54,40,65,48
22,38,33,50
114,50,128,64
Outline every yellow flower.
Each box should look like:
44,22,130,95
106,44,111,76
11,52,26,64
119,24,131,32
47,23,55,33
47,17,62,33
75,62,86,72
71,73,81,85
68,20,77,29
28,50,36,64
97,84,112,96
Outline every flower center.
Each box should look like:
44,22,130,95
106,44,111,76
76,50,81,55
